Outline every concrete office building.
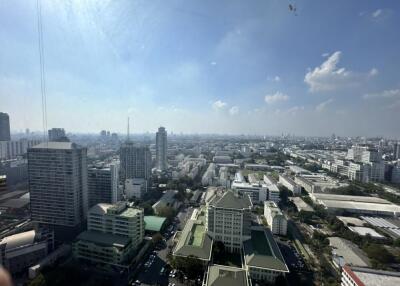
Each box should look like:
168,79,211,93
0,139,41,160
232,172,267,203
206,190,252,252
48,128,69,142
0,175,6,193
278,174,301,195
205,265,250,286
73,202,144,268
120,142,151,182
264,201,287,235
341,265,400,286
0,112,11,141
125,178,147,200
87,202,144,243
394,142,400,160
0,229,54,276
28,142,88,236
87,161,120,208
156,127,167,171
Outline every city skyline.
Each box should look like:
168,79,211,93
1,1,400,137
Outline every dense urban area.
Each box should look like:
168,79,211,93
1,112,400,286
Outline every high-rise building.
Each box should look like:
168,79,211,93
0,112,11,141
125,178,147,200
206,190,252,252
394,142,400,160
156,127,167,171
0,139,41,160
87,161,120,208
0,175,6,193
48,128,69,142
28,142,88,236
119,142,151,182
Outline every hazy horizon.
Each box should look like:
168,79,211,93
1,1,400,137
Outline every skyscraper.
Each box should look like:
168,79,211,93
87,161,120,208
48,128,69,142
28,142,88,237
156,126,167,171
119,142,151,182
394,142,400,160
0,112,11,141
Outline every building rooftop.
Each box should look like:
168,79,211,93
344,265,400,286
76,231,130,248
337,216,366,227
209,190,252,210
290,197,314,212
206,265,248,286
311,193,391,204
31,142,79,150
243,228,289,272
144,216,167,232
173,219,212,261
0,230,36,250
348,226,385,238
328,237,370,267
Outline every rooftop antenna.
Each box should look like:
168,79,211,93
36,0,48,143
127,117,130,142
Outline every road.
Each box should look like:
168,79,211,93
132,206,194,286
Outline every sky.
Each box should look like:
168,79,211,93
0,0,400,137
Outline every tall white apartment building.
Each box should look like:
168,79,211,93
263,175,280,203
119,142,151,182
155,127,168,171
87,161,120,208
264,201,287,235
206,190,252,252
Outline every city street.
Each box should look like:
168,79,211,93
132,206,194,286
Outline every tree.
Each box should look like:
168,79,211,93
152,233,163,244
157,206,176,220
363,243,394,264
173,256,204,279
29,274,46,286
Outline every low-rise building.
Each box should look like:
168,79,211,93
73,202,144,270
125,178,147,200
243,227,289,283
205,265,250,286
310,193,400,217
278,174,301,195
342,265,400,286
264,201,287,236
152,190,181,215
328,237,370,269
0,229,53,276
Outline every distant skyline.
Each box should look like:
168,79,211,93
1,1,400,137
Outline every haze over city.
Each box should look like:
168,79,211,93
1,0,399,137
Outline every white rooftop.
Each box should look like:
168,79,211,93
348,226,385,238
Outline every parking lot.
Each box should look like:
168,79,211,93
277,240,307,272
131,206,195,286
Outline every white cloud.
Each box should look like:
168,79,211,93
264,91,289,104
305,51,376,92
369,68,379,76
363,89,400,99
322,52,330,57
268,76,281,82
212,100,227,110
372,9,382,18
229,106,239,115
316,98,334,112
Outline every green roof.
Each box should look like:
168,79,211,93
76,231,130,248
173,219,212,261
206,265,248,286
144,216,167,232
243,228,289,272
210,191,252,210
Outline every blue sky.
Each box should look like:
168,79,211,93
1,0,399,137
